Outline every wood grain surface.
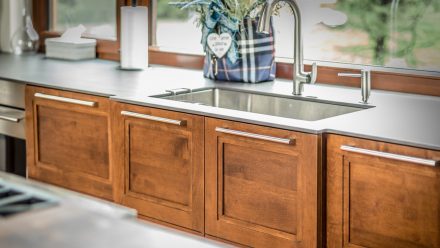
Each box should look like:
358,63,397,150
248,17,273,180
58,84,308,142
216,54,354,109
205,118,320,248
25,86,115,201
326,134,440,248
112,102,205,234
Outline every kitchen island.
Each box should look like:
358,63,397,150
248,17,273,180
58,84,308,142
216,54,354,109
0,172,230,248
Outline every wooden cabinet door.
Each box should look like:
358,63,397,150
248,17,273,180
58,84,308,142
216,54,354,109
112,103,204,233
25,86,114,200
327,135,440,248
205,118,319,248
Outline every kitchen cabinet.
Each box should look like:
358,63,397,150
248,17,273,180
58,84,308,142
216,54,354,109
326,134,440,248
111,102,204,233
26,85,440,248
205,118,320,247
25,86,114,200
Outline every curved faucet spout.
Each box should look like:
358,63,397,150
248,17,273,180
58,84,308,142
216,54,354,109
257,0,318,95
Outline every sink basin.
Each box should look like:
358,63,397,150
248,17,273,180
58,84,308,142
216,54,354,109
154,88,371,121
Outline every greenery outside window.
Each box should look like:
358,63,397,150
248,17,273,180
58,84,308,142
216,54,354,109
155,0,203,54
155,0,440,72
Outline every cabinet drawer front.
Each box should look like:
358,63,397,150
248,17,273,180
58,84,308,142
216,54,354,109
127,122,192,208
112,103,204,233
221,141,299,234
327,135,440,248
36,105,109,178
26,86,113,200
205,118,318,248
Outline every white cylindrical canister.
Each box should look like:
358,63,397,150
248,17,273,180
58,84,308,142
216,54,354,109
120,6,148,70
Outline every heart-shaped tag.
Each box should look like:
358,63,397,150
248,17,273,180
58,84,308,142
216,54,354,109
207,33,232,58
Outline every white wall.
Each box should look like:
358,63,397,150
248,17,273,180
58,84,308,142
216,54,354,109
0,0,31,53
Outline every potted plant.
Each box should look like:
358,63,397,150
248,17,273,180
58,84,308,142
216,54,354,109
172,0,277,83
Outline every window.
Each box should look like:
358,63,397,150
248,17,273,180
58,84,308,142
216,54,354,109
50,0,117,40
274,0,440,72
154,0,440,72
155,0,203,54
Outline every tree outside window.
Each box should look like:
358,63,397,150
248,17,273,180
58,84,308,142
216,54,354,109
156,0,440,71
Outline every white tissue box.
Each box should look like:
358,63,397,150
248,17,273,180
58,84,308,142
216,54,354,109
45,38,97,60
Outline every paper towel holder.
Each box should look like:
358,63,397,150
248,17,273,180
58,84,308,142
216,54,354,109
119,0,149,71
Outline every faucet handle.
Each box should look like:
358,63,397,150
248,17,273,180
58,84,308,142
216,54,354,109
307,62,318,84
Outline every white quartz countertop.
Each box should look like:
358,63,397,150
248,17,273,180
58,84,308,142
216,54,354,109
1,53,439,150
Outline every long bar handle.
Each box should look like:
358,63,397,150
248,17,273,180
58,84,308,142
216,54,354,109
34,93,97,107
340,145,439,167
215,127,294,145
121,111,186,126
0,115,22,122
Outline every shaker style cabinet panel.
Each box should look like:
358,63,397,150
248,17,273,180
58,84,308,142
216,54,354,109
25,86,114,200
111,102,204,233
205,118,319,248
327,134,440,248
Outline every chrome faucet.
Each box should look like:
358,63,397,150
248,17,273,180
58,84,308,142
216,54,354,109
338,69,371,104
257,0,318,95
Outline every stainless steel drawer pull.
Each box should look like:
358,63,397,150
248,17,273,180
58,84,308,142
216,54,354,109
34,93,97,107
0,114,21,122
340,145,439,167
215,127,294,145
0,106,25,123
121,111,186,126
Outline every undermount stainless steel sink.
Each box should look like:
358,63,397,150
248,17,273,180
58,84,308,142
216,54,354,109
154,88,372,121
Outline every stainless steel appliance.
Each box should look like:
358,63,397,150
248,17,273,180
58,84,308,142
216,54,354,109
0,177,58,217
0,80,26,177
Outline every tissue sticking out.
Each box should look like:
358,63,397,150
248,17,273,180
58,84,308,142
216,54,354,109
45,25,97,61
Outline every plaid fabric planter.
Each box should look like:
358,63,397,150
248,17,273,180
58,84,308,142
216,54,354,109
203,18,276,83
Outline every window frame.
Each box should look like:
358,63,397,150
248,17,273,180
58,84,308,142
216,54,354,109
33,0,440,96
